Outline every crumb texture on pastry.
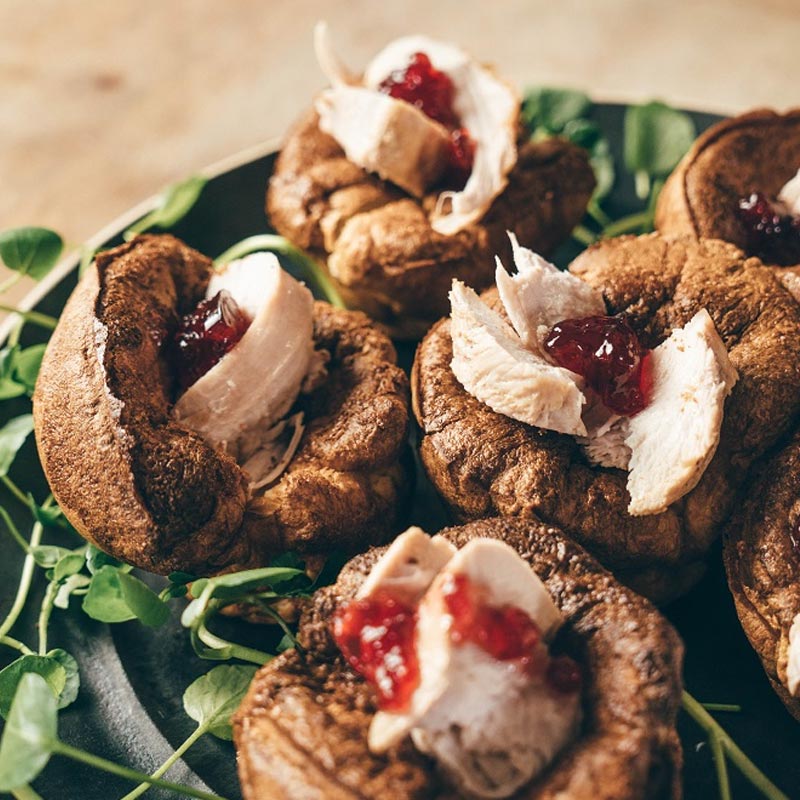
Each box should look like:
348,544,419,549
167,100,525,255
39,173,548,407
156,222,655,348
33,235,411,575
412,234,800,601
267,109,595,328
234,517,683,800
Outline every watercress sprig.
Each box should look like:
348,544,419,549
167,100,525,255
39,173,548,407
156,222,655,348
123,175,208,241
0,673,229,800
214,234,346,308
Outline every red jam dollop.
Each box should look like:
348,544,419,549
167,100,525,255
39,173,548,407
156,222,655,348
332,591,420,712
378,51,475,187
441,573,581,694
737,192,800,266
172,290,252,390
544,315,653,416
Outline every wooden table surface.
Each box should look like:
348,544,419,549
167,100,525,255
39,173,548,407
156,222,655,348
2,0,798,305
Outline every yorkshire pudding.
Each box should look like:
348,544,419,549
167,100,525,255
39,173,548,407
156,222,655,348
412,234,800,602
233,516,683,800
267,110,595,337
33,235,411,576
724,429,800,721
656,108,800,270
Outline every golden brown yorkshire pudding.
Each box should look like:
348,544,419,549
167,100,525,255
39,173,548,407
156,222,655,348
412,234,800,602
267,110,595,337
724,430,800,721
33,235,410,576
656,109,800,271
234,517,683,800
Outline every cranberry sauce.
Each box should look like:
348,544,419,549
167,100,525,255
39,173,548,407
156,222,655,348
378,51,475,187
440,572,581,694
737,192,800,266
332,591,420,712
172,290,252,390
544,315,653,416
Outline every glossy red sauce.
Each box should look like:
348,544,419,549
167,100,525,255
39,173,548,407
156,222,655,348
544,314,653,416
379,51,475,187
172,290,251,390
737,192,800,266
441,572,544,671
331,591,420,712
545,654,583,695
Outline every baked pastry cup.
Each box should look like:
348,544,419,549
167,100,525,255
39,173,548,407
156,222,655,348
268,73,595,339
412,234,800,602
724,429,800,720
33,234,411,576
656,109,800,271
233,516,683,800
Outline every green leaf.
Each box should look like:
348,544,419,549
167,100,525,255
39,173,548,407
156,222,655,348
30,545,72,568
13,344,46,394
522,87,591,133
276,633,295,653
183,665,257,740
0,415,34,477
117,571,170,628
54,573,91,609
46,649,80,710
82,566,136,623
28,499,73,531
86,544,126,575
0,347,25,400
53,552,86,582
0,228,63,281
123,175,207,241
0,673,57,790
590,140,616,201
199,567,304,601
0,657,66,719
623,101,696,178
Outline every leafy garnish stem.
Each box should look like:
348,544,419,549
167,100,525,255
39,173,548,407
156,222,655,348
0,505,32,553
37,581,58,655
709,729,732,800
0,635,34,655
50,741,228,800
2,476,32,509
601,210,654,238
0,273,23,296
702,703,742,713
195,614,273,666
682,691,788,800
11,786,44,800
0,520,43,641
571,224,598,247
213,234,346,309
119,725,206,800
586,199,613,229
0,306,58,331
253,601,301,652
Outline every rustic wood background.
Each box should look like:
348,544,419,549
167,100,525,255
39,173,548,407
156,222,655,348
2,0,798,305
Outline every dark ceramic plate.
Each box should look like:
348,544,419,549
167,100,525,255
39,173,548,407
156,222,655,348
2,104,799,800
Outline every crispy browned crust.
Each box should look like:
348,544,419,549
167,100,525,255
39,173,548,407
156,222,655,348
412,234,800,602
234,517,684,800
656,108,800,270
33,235,411,575
723,431,800,721
267,109,596,336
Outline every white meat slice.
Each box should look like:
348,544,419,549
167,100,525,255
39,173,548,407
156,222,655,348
315,85,450,198
357,527,456,606
174,253,314,465
363,35,519,235
788,613,800,697
369,539,578,799
314,24,449,197
495,233,605,352
778,168,800,216
624,309,738,515
450,281,587,436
